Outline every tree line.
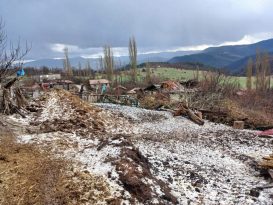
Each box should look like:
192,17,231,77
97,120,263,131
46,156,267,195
246,50,272,92
61,36,152,85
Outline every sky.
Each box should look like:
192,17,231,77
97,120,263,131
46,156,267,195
1,0,273,60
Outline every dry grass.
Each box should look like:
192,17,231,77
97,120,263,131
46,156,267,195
229,91,273,129
187,72,273,129
0,123,114,205
40,88,102,114
139,93,171,109
199,70,240,96
0,131,69,205
221,98,273,129
169,88,273,129
31,89,107,135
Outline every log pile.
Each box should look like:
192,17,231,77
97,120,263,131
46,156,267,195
0,77,28,117
159,103,205,125
175,103,205,125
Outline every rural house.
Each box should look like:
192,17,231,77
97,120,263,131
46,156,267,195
89,79,110,94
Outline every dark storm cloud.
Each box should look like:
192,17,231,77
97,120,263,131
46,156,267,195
1,0,273,59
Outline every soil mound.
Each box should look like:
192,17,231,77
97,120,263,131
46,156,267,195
28,89,128,136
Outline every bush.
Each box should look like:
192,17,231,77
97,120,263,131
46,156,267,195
199,70,240,97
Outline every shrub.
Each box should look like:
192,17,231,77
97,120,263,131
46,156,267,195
199,70,240,97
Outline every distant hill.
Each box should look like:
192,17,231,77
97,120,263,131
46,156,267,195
226,52,273,75
169,38,273,73
24,57,98,69
169,52,236,68
23,50,196,69
24,39,273,74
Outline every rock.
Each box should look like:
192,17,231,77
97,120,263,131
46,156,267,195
195,187,201,192
249,188,260,198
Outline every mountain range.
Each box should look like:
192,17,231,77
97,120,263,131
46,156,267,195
24,38,273,74
23,50,197,70
169,38,273,74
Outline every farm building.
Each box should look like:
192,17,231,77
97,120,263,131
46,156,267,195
114,85,127,96
89,79,110,94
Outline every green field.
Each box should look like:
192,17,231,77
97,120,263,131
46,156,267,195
139,67,273,89
114,67,196,83
94,67,273,89
142,67,195,80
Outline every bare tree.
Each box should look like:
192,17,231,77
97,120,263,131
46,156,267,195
262,52,271,90
116,59,123,85
0,18,30,83
78,61,82,76
255,49,262,91
0,18,30,115
129,36,137,83
255,50,271,92
200,69,239,96
85,60,95,79
246,58,253,90
99,56,104,71
63,47,73,78
145,61,152,84
103,45,114,81
193,65,200,81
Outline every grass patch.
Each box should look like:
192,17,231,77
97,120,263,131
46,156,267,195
0,123,114,205
0,131,68,205
82,67,273,89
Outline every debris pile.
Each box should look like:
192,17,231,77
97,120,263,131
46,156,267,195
27,89,130,136
1,77,28,117
139,93,171,110
161,80,183,92
173,103,204,125
180,79,199,88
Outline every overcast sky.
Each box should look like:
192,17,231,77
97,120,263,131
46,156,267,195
1,0,273,59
